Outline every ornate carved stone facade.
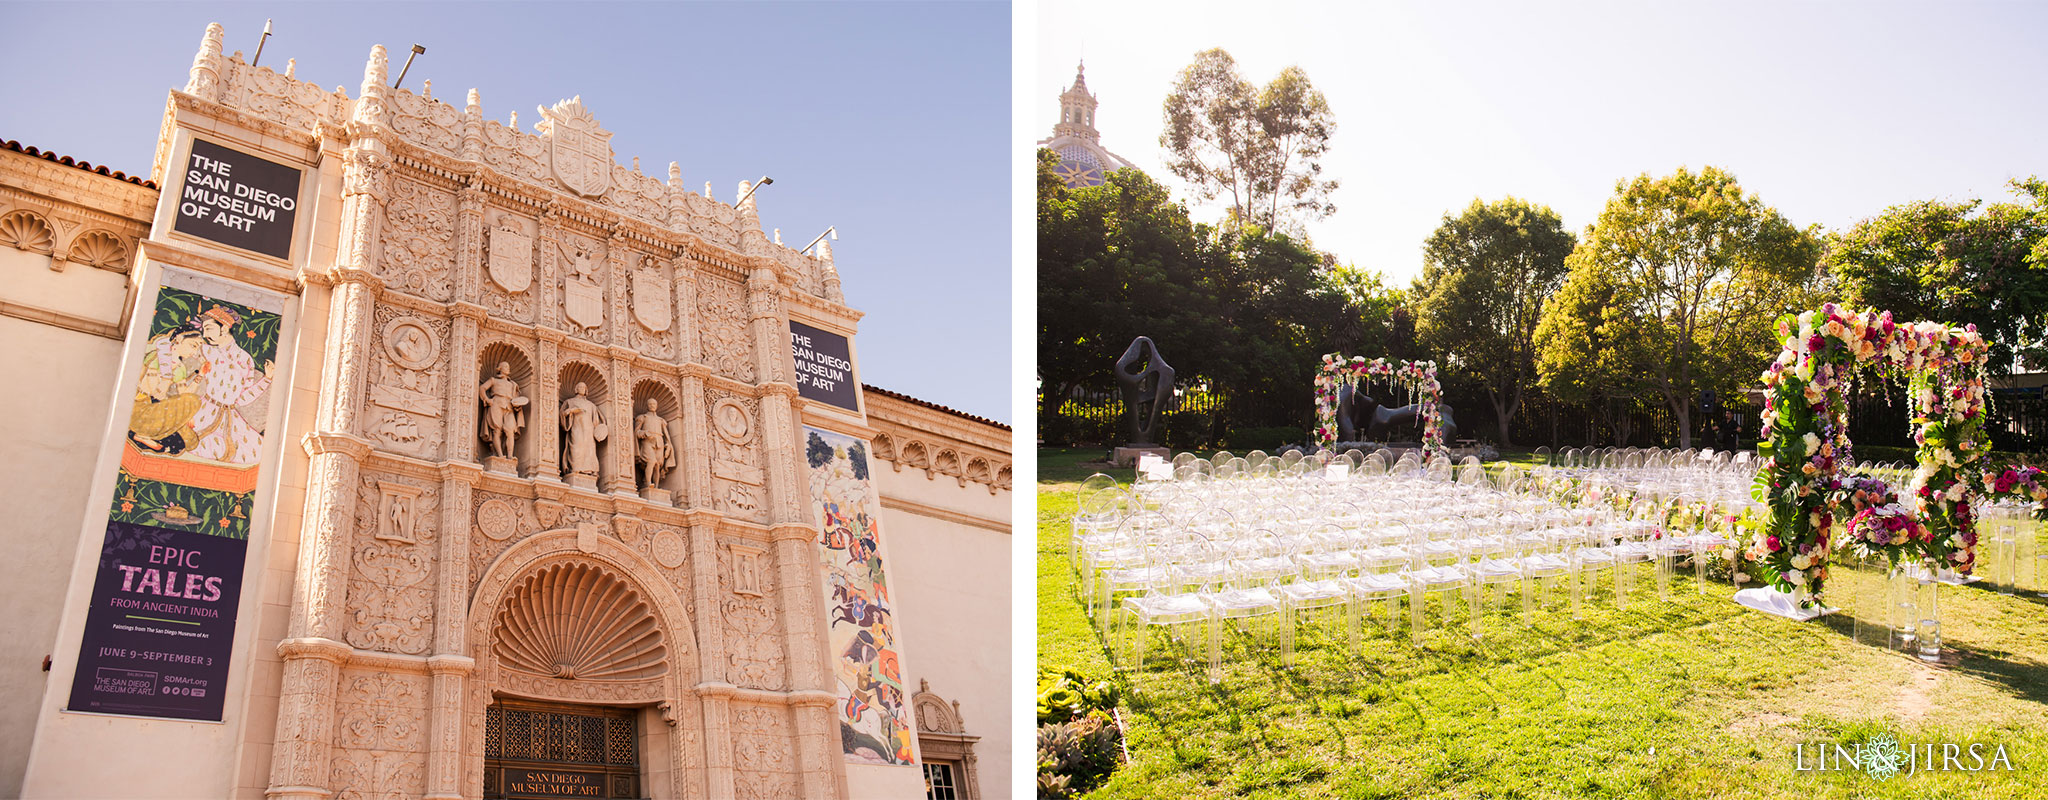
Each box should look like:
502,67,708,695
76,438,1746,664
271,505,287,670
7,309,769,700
6,20,1009,800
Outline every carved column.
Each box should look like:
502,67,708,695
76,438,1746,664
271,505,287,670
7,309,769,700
454,183,486,305
537,209,563,331
696,685,737,799
606,231,631,349
424,467,476,799
608,353,637,494
184,22,225,101
673,256,699,364
533,329,564,480
745,267,788,387
679,367,713,510
446,305,484,464
269,275,378,797
686,518,733,797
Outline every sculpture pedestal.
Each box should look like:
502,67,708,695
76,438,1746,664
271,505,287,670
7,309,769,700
1111,446,1170,468
1733,586,1835,620
641,487,672,505
484,455,518,475
567,474,599,491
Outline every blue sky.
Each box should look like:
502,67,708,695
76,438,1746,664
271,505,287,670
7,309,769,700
1036,0,2048,287
3,0,1012,421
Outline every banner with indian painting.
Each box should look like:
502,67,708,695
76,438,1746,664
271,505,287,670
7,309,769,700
804,426,916,766
67,268,284,721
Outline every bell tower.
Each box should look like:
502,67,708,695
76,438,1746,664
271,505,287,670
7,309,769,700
1053,62,1099,140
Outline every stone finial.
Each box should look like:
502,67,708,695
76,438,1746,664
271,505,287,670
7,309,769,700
460,88,486,160
185,22,226,100
773,228,782,245
362,44,388,93
633,156,641,173
703,181,713,201
667,161,681,185
508,110,519,129
285,58,297,79
737,180,757,214
816,236,833,264
423,79,433,100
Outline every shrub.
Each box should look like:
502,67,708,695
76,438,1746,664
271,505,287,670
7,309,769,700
1036,669,1124,798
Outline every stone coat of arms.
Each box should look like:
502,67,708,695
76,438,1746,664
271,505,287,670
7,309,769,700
485,214,533,294
561,242,605,330
631,261,671,333
537,96,613,199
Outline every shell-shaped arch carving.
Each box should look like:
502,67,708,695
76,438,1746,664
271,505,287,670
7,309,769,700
0,210,54,254
492,561,667,681
69,229,128,270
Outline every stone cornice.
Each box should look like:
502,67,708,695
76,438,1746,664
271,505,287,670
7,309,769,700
879,495,1008,534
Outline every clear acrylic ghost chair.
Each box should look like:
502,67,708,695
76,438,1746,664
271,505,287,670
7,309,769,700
1083,511,1166,622
1116,530,1222,681
1533,446,1553,467
1278,525,1351,668
1403,515,1477,643
1199,530,1289,664
1652,499,1705,601
1463,512,1525,638
1071,476,1128,568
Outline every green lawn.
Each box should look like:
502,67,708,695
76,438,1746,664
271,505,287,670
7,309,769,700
1038,448,2048,799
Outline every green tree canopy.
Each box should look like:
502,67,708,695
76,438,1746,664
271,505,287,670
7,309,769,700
1160,48,1337,233
1538,166,1822,448
1414,197,1576,445
1822,177,2048,373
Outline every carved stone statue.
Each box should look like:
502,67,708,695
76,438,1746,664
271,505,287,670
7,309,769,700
560,382,608,485
478,362,528,460
635,398,676,490
1114,336,1174,446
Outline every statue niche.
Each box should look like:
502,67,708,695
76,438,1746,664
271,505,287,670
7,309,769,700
1338,383,1459,444
1113,336,1174,447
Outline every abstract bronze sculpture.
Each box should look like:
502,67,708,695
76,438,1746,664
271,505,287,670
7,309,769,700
1114,336,1174,446
1338,384,1458,443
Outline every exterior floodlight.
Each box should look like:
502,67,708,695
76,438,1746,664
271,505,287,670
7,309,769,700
801,227,838,255
393,44,426,89
736,175,773,207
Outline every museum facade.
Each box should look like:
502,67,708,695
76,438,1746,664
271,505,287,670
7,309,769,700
0,23,1009,800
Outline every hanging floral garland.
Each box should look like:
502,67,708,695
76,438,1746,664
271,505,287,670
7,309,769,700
1313,354,1445,460
1755,303,1988,605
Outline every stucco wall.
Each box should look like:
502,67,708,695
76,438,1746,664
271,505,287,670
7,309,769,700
0,250,130,796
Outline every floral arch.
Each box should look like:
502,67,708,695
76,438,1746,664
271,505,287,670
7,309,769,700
1313,354,1446,459
1754,304,1991,604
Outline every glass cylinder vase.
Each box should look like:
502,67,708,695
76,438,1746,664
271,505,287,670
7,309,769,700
1889,566,1917,650
1916,571,1941,662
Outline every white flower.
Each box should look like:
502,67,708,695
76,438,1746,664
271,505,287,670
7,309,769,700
1786,569,1805,584
1802,433,1821,453
1791,554,1812,570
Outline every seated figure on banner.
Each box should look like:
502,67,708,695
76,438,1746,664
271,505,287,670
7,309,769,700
129,323,208,454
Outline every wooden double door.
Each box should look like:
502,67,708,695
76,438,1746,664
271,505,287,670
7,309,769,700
484,700,642,799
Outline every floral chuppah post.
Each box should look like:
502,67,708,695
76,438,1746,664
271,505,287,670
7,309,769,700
1313,354,1446,461
1754,303,1988,610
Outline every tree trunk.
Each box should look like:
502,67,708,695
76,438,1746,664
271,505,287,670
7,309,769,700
1672,397,1693,450
1489,388,1516,448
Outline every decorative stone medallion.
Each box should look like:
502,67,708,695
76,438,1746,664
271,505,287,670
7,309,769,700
476,498,520,541
381,318,440,371
651,529,686,569
631,260,671,333
713,399,753,444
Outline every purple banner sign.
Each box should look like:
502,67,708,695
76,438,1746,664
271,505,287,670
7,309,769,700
66,520,247,721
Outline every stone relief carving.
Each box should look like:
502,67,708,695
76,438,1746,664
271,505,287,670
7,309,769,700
697,274,754,382
559,238,607,335
366,310,447,458
649,529,686,570
629,256,671,333
492,561,666,681
468,491,540,597
731,705,796,800
474,498,522,542
329,669,429,800
387,87,463,157
349,475,435,655
719,543,784,689
379,177,456,301
913,679,965,734
709,395,767,521
0,210,55,254
536,96,613,199
481,118,548,191
869,431,1013,494
484,210,534,295
218,53,350,133
69,229,129,271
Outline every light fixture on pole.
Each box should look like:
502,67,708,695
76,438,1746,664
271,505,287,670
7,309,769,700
801,226,837,255
393,44,426,89
735,175,773,207
251,19,274,68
